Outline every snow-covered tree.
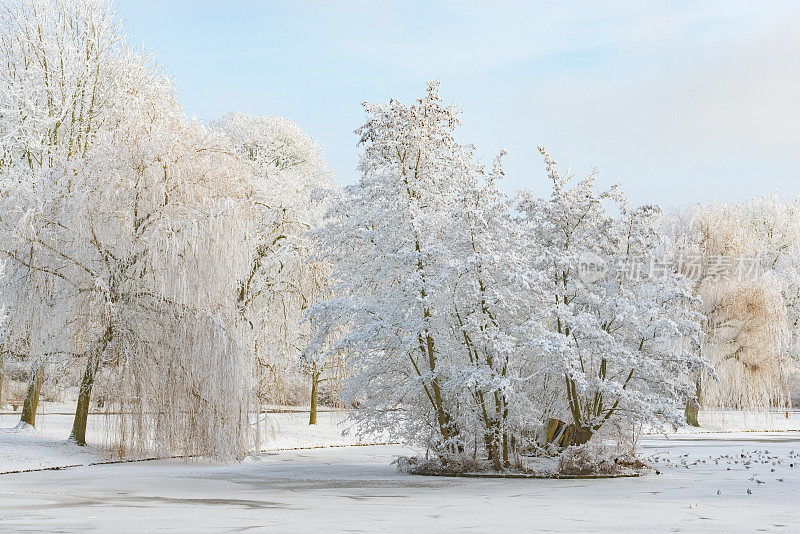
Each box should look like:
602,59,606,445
673,197,800,413
212,112,335,420
0,0,136,428
308,82,480,452
443,150,545,468
311,84,708,471
0,0,259,458
82,91,257,456
518,148,707,446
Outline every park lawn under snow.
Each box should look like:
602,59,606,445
0,404,388,473
0,433,799,532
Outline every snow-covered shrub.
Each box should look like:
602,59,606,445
557,442,646,476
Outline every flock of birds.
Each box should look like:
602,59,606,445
651,448,800,496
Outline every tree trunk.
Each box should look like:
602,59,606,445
69,353,98,445
484,432,494,460
685,379,701,427
69,325,111,445
425,333,453,443
20,366,43,427
571,425,593,446
502,398,509,466
685,398,700,427
545,418,564,445
309,371,319,425
491,394,502,469
491,438,501,470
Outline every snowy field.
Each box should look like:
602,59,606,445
0,434,798,532
0,406,387,473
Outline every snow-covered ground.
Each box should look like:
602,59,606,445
1,406,799,532
662,409,800,434
0,406,386,473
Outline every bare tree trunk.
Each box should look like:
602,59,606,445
69,353,98,445
491,394,502,469
309,370,319,425
20,366,43,427
502,397,509,466
685,399,700,427
685,379,701,427
70,325,111,445
572,425,593,446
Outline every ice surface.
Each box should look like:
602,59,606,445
1,407,799,532
0,434,798,531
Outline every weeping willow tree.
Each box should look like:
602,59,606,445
0,0,261,458
676,197,799,418
0,0,131,428
212,113,334,413
87,98,260,457
700,278,790,409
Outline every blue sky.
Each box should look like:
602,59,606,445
114,1,800,208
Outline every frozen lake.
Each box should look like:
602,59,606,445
1,433,799,532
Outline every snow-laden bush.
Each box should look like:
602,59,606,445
557,442,646,477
